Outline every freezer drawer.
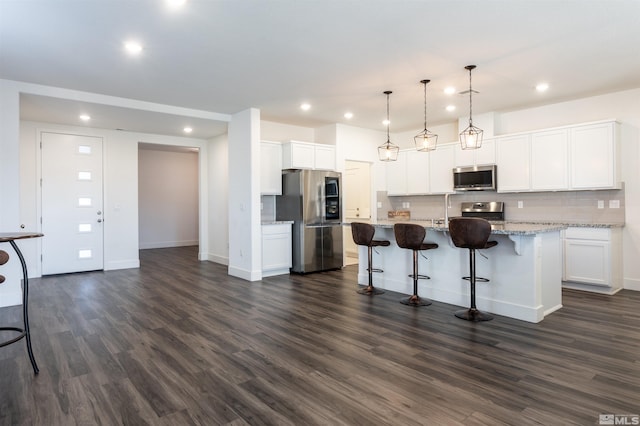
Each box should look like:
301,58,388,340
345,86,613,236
292,224,343,273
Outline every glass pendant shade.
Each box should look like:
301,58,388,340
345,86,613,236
414,79,438,152
378,140,399,161
378,90,399,161
459,124,483,150
459,65,483,150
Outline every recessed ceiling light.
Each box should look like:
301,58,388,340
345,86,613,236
300,103,311,111
183,127,193,134
444,87,456,95
536,82,549,92
166,0,186,9
124,41,143,55
344,112,353,119
446,105,456,112
79,114,91,121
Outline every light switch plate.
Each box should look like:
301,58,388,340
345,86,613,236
517,201,523,209
609,200,620,209
598,200,604,209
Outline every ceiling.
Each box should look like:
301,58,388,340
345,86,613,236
2,0,640,140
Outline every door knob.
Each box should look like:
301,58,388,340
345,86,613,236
97,211,102,215
97,219,103,223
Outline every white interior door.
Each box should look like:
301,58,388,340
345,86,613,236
343,161,371,264
41,132,104,275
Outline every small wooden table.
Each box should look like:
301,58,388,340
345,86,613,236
0,232,43,374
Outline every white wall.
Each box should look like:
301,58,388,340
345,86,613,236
261,120,315,143
138,148,199,249
208,133,229,265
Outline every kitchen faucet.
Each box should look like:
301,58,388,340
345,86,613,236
444,192,451,227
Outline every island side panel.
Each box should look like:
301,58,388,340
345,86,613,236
355,225,563,323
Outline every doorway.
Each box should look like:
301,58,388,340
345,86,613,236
343,160,372,266
138,143,200,250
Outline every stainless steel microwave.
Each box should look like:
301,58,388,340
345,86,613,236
453,164,497,191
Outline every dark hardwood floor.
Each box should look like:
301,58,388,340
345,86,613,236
1,246,639,425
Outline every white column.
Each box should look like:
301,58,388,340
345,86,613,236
227,108,262,281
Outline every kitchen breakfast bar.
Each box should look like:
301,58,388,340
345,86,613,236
353,221,567,323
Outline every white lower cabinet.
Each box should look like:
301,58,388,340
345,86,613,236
262,223,293,277
562,227,622,294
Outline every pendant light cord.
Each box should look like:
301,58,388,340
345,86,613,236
386,91,391,143
468,67,473,127
423,81,427,130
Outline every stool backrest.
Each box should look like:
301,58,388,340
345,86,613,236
448,217,491,249
351,222,375,246
394,223,426,250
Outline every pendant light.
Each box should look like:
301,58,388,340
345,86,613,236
459,65,483,150
414,79,438,151
378,90,399,162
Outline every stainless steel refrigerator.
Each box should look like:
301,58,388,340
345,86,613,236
276,169,343,273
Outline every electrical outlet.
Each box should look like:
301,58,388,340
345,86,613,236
598,200,604,209
609,200,620,209
517,201,523,209
405,202,410,209
377,201,382,208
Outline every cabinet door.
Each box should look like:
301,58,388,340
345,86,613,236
262,225,292,274
570,122,615,189
454,143,476,167
314,145,336,170
496,134,531,192
406,151,430,194
531,129,568,190
564,239,610,286
475,138,496,165
429,145,454,194
386,151,408,195
283,142,314,169
260,142,282,195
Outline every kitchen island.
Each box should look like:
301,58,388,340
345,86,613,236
353,221,567,323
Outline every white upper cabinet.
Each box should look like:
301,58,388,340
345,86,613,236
386,151,409,196
428,145,455,194
496,134,531,192
454,139,496,167
260,141,283,195
530,128,569,191
282,141,336,171
406,151,430,194
386,146,454,196
495,120,618,193
313,144,336,170
570,122,620,190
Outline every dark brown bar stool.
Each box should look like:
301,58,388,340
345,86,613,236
393,223,438,306
448,217,498,321
351,222,389,295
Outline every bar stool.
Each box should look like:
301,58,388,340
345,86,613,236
393,223,438,306
351,222,389,295
448,217,498,322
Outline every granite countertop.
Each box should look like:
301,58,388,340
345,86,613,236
347,220,625,236
363,220,566,235
261,220,294,225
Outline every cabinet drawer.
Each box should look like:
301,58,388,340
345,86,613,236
564,227,610,241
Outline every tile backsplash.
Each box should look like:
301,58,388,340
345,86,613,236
378,187,625,224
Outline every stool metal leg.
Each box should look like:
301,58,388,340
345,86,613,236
357,246,384,295
455,248,493,321
400,250,431,306
11,240,40,374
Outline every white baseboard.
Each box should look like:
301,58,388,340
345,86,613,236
228,265,261,281
105,259,140,270
624,277,640,291
207,253,228,265
139,240,198,249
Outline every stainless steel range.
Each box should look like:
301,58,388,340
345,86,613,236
460,201,505,221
